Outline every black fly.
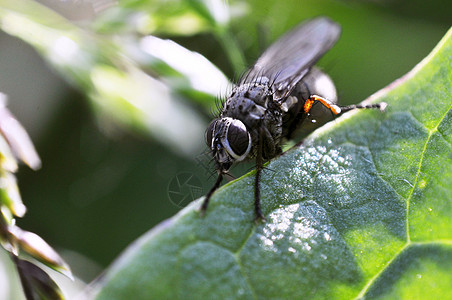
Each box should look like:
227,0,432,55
202,17,386,222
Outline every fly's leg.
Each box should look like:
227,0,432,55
254,129,266,223
254,166,264,223
337,102,387,114
285,95,386,140
200,173,223,216
304,95,387,116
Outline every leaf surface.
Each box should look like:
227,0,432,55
94,28,452,299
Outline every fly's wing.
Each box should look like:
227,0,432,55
240,17,341,100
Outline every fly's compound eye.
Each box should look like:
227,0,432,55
205,119,218,148
223,119,252,161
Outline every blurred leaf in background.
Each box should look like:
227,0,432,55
0,0,450,296
0,93,78,299
0,0,234,156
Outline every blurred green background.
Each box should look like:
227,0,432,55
0,0,450,285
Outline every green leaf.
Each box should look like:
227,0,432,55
93,28,452,299
93,0,230,35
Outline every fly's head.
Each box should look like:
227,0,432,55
205,117,252,174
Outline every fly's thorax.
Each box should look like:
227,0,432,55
205,77,290,171
222,79,276,128
220,78,284,160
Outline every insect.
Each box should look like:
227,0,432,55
202,17,386,222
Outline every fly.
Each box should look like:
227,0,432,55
202,17,386,222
